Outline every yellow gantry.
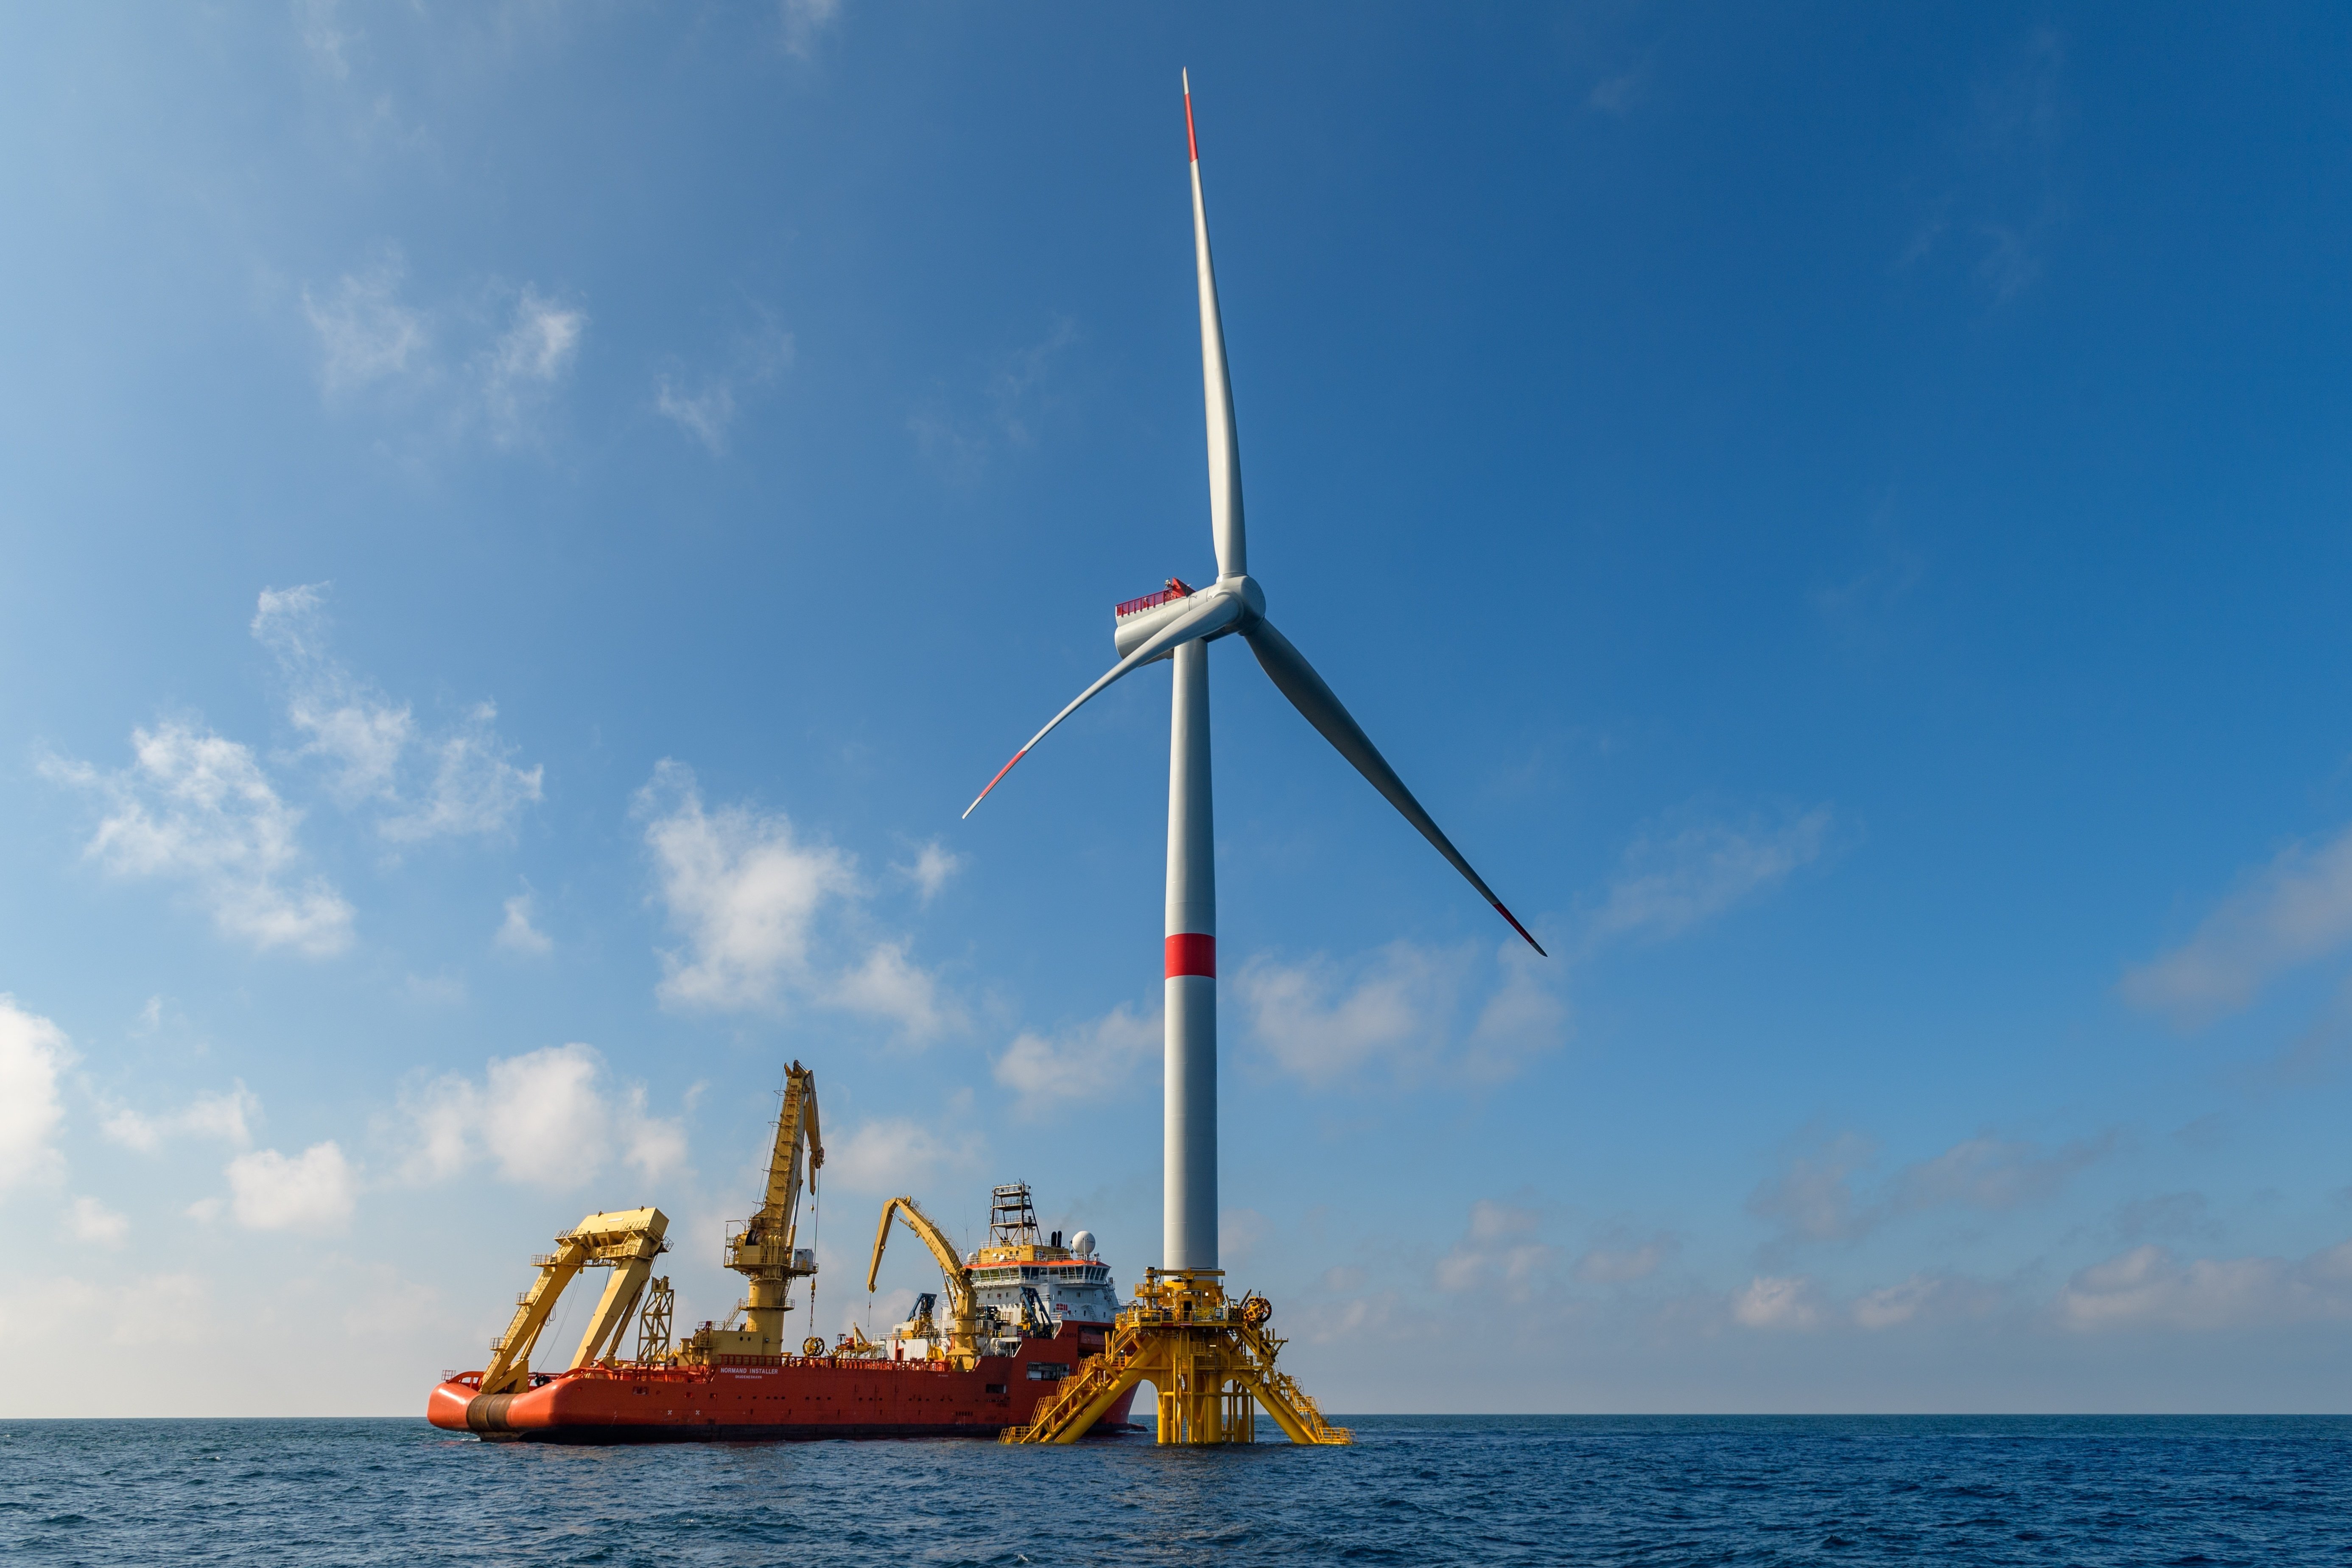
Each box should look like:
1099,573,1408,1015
475,1207,670,1397
1001,1270,1350,1446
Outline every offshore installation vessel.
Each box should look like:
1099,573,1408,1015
427,1062,1140,1440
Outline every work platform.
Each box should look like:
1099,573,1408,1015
1001,1270,1351,1446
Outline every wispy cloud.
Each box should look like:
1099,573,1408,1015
102,1082,259,1153
2058,1237,2352,1330
0,997,73,1192
993,1001,1160,1112
253,583,543,842
1750,1127,2115,1250
911,318,1078,481
67,1196,129,1247
635,761,959,1037
1435,1200,1560,1302
1594,808,1831,941
895,839,963,905
41,724,355,956
2121,824,2352,1026
1902,27,2069,307
299,252,586,445
827,1115,982,1197
653,312,792,455
1573,1231,1678,1284
779,0,842,59
1235,936,1568,1089
477,286,586,447
496,889,552,955
1732,1274,1826,1330
1849,1271,2002,1331
302,252,425,392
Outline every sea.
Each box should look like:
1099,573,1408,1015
2,1415,2345,1565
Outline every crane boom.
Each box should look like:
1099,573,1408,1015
866,1195,980,1367
682,1061,825,1361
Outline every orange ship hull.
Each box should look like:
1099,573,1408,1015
428,1323,1135,1442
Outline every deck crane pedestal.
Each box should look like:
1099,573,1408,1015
681,1060,823,1362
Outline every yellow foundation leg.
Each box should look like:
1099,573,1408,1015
1004,1270,1349,1446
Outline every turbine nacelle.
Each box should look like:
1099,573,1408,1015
1112,573,1264,661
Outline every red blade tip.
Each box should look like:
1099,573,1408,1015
1183,70,1197,163
1492,900,1547,957
962,748,1029,819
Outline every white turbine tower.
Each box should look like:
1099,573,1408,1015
966,73,1545,1291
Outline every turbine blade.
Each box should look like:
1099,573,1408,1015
1186,72,1246,581
1242,618,1547,955
963,589,1244,819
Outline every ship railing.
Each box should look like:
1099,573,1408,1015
1115,581,1194,619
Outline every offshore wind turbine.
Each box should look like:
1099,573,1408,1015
966,73,1545,1290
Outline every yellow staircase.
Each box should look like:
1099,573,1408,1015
1003,1271,1351,1446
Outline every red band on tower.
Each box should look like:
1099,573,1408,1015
1164,933,1216,978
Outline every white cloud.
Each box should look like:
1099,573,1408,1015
302,254,425,392
392,1043,687,1192
1435,1201,1558,1302
0,1272,212,1348
1236,937,1566,1088
0,996,73,1192
41,724,354,956
496,890,552,955
227,1142,357,1233
2121,825,2352,1026
1849,1272,2000,1330
1732,1274,1825,1330
993,1001,1159,1112
636,761,956,1037
2058,1238,2352,1331
478,287,585,445
301,255,585,446
69,1196,129,1246
639,761,857,1010
1595,808,1831,940
1223,1207,1272,1269
1751,1128,2112,1248
828,941,962,1040
1573,1233,1675,1283
828,1117,982,1197
1748,1132,1878,1244
654,375,736,454
253,584,543,841
102,1082,260,1152
1894,1131,2113,1212
780,0,841,59
653,313,792,455
295,0,355,80
379,702,544,841
897,839,963,904
252,582,413,802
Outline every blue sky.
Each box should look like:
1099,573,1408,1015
6,3,2352,1416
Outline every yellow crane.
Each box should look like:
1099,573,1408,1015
864,1196,981,1368
475,1207,670,1397
681,1061,824,1361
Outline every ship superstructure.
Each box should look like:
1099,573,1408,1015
965,1183,1121,1328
